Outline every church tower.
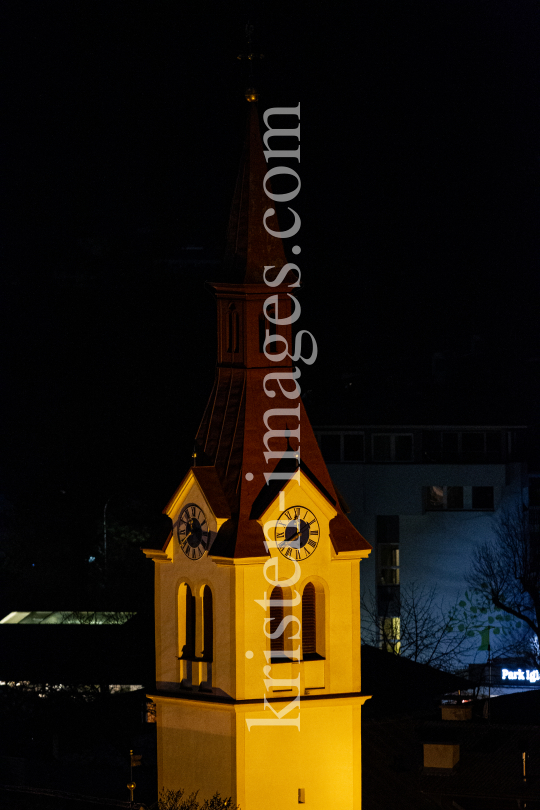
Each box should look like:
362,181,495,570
143,100,372,810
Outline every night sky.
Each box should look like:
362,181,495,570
2,1,540,604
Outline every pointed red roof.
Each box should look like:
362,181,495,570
224,104,290,284
172,102,371,560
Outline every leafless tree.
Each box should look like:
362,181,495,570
466,504,540,663
361,581,476,671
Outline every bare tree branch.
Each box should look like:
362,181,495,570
466,504,540,643
361,581,475,672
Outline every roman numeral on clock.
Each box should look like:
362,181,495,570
307,539,317,548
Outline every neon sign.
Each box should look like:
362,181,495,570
501,668,540,684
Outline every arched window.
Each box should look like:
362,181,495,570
227,304,239,354
302,583,317,656
269,585,284,654
183,584,196,659
202,586,213,662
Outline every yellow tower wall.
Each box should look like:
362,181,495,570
147,471,370,808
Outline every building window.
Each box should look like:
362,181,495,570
472,486,494,510
380,617,401,654
486,431,502,457
269,586,284,654
301,582,325,660
376,516,400,622
317,432,365,463
373,434,391,461
145,700,157,723
343,433,365,461
202,586,213,662
372,434,413,462
426,486,464,510
423,430,504,463
461,432,485,454
426,485,494,510
302,583,316,657
179,583,196,660
379,545,400,585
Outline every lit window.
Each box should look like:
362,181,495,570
427,486,443,509
380,617,401,654
426,486,464,510
146,700,156,723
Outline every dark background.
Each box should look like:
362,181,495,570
1,0,540,608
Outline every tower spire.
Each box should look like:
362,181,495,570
224,104,289,283
237,23,264,103
229,26,288,283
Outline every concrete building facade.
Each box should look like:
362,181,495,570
314,424,529,668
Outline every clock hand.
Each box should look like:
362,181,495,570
278,518,317,546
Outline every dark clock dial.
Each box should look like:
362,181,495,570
177,503,209,560
275,506,320,561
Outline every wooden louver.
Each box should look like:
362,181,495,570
270,586,284,653
184,585,196,659
302,582,316,655
203,586,213,662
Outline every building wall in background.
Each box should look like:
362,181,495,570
315,426,528,669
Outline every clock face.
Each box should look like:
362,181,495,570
177,503,209,560
275,506,320,561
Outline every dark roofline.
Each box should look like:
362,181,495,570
314,424,529,430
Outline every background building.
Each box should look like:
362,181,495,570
314,423,531,671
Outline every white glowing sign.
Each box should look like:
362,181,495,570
501,668,540,684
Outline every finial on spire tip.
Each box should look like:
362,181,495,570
238,23,264,101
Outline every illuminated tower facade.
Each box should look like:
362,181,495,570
143,102,371,810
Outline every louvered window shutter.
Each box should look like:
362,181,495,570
203,586,213,661
270,586,284,653
302,583,316,655
185,585,196,659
